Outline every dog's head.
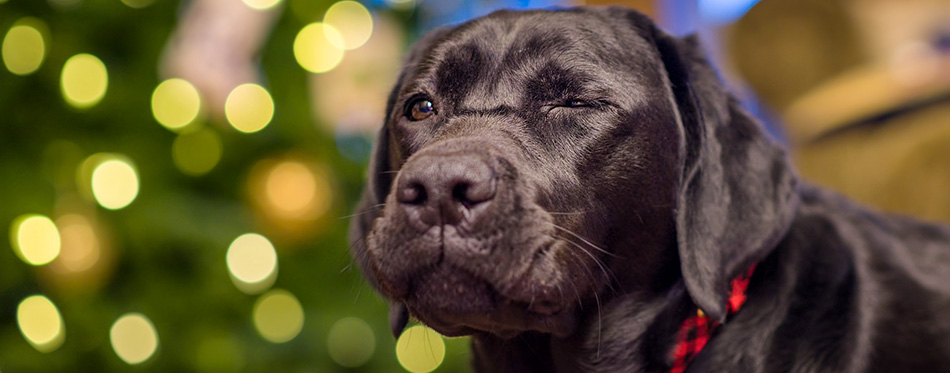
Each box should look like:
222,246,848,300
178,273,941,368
349,7,798,339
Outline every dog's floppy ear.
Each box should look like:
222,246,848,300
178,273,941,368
647,22,799,321
347,73,404,334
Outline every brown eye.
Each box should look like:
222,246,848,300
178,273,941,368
407,98,436,121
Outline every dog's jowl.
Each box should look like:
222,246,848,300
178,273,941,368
348,7,950,373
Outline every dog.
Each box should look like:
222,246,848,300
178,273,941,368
348,7,950,372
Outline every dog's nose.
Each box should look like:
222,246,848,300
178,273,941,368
396,154,496,226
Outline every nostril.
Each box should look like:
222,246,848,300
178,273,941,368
452,182,472,207
398,182,427,205
453,177,496,207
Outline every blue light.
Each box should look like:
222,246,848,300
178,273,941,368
698,0,761,24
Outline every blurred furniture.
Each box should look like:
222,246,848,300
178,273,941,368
728,0,950,224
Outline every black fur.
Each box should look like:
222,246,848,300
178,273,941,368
348,7,950,372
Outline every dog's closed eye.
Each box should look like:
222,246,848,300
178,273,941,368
545,98,611,113
564,99,595,108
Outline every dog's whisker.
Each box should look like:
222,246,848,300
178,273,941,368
551,224,622,259
337,210,376,220
594,286,603,359
560,235,621,295
547,210,588,216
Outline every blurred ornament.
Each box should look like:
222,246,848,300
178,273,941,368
327,317,376,368
323,1,374,50
2,18,48,76
246,155,336,242
172,127,223,176
152,78,203,132
395,325,446,373
16,295,66,353
60,53,108,109
81,154,139,210
10,214,60,266
110,313,160,365
226,233,279,294
252,289,304,343
225,83,274,133
294,22,345,73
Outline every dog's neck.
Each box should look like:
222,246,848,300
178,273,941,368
472,265,758,373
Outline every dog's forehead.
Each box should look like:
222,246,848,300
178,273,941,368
404,10,658,109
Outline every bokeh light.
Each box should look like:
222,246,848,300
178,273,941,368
53,214,100,272
2,20,46,75
110,313,159,365
252,289,304,343
327,317,375,368
395,325,445,373
242,0,281,11
323,1,374,50
10,214,61,265
90,157,139,210
16,295,65,353
60,53,108,109
294,22,344,73
225,83,274,133
226,233,278,294
151,78,202,131
172,128,223,176
264,160,332,221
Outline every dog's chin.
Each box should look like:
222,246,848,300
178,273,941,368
399,263,578,338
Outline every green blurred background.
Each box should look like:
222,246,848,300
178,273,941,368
2,0,948,371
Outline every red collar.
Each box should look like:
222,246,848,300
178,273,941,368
670,265,756,373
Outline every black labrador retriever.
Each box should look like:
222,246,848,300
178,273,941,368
349,7,950,372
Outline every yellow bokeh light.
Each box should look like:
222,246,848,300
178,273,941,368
60,53,108,109
172,128,223,176
17,295,65,353
110,313,159,365
226,233,278,294
294,22,344,73
151,78,202,131
252,289,304,343
54,214,100,272
327,317,375,368
91,158,139,210
264,161,332,220
2,21,46,75
395,325,445,373
242,0,281,11
225,83,274,133
323,1,373,50
10,214,61,266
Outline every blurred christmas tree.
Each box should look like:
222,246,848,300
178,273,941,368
0,0,478,371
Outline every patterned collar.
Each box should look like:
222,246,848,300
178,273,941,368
670,265,756,373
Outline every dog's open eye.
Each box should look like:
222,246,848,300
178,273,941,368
406,98,436,121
